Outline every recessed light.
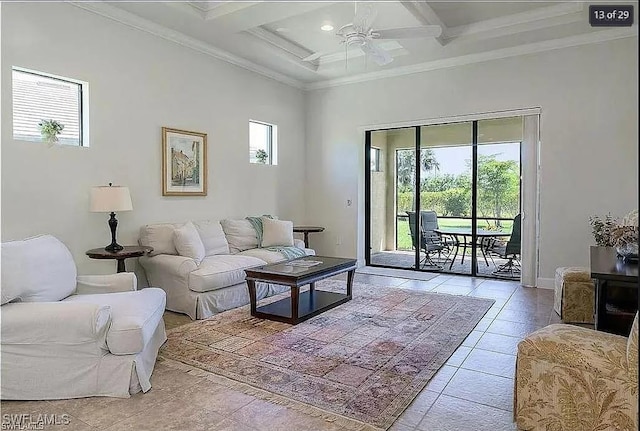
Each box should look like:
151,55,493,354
275,27,289,33
321,24,334,32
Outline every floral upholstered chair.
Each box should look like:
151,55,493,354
514,312,638,431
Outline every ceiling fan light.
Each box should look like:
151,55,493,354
321,24,334,32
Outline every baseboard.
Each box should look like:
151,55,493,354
536,277,555,289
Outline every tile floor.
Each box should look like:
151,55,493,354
1,271,561,431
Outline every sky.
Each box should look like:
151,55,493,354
429,142,520,176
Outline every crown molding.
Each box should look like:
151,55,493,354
68,1,304,89
304,27,638,91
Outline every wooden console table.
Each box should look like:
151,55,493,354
590,246,638,335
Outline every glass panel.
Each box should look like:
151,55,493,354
249,121,271,164
369,128,416,269
477,117,522,279
420,122,473,274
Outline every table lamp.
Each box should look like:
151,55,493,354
90,183,133,252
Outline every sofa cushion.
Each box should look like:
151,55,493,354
64,288,166,355
174,222,206,264
1,235,77,304
189,255,265,293
261,218,294,247
220,219,258,254
139,223,179,256
193,220,230,256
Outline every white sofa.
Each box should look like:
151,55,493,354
1,235,167,400
138,218,314,320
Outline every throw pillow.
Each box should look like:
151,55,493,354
261,217,294,247
139,223,178,256
173,221,205,264
220,219,259,254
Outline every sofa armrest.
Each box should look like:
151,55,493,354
138,254,197,294
76,273,137,295
1,302,111,345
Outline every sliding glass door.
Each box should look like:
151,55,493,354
367,128,416,269
419,122,473,275
366,116,524,280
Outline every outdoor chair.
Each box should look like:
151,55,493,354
406,211,450,269
488,213,521,277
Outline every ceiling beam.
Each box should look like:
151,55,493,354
203,2,338,33
201,2,261,21
245,27,318,72
444,2,585,43
399,1,446,45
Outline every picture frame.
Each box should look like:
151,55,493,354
162,127,207,196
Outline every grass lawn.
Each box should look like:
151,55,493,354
395,218,514,250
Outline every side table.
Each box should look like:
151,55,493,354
293,226,325,248
86,246,153,273
590,246,638,335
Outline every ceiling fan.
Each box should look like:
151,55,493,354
302,2,442,66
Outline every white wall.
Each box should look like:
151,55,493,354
1,2,307,275
305,37,639,279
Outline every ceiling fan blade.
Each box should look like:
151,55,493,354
376,25,443,39
353,3,377,32
360,40,393,66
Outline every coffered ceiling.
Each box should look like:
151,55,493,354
73,1,638,89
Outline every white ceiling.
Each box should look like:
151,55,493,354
79,1,638,89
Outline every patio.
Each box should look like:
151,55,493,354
370,250,520,280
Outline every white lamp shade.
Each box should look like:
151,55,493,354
90,185,133,212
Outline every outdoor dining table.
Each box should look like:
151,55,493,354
434,227,511,270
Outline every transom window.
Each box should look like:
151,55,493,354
12,67,88,146
249,120,277,165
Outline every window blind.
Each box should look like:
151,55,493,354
12,69,82,146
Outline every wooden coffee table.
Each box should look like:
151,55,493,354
245,256,356,325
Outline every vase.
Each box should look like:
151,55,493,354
43,134,59,147
616,242,639,262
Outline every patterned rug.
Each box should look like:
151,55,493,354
160,280,494,430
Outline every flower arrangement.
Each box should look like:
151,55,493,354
592,210,638,259
38,119,64,143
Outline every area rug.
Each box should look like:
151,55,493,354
160,280,494,430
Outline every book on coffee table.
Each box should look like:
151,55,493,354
288,260,322,267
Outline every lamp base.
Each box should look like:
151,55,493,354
105,212,124,253
105,242,124,253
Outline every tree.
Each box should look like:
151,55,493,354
476,155,519,225
396,149,439,191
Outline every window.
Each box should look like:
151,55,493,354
371,147,381,172
249,120,277,165
12,67,88,146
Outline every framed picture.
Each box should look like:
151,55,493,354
162,127,207,196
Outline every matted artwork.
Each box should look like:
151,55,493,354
162,127,207,196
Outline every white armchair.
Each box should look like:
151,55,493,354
1,235,167,400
